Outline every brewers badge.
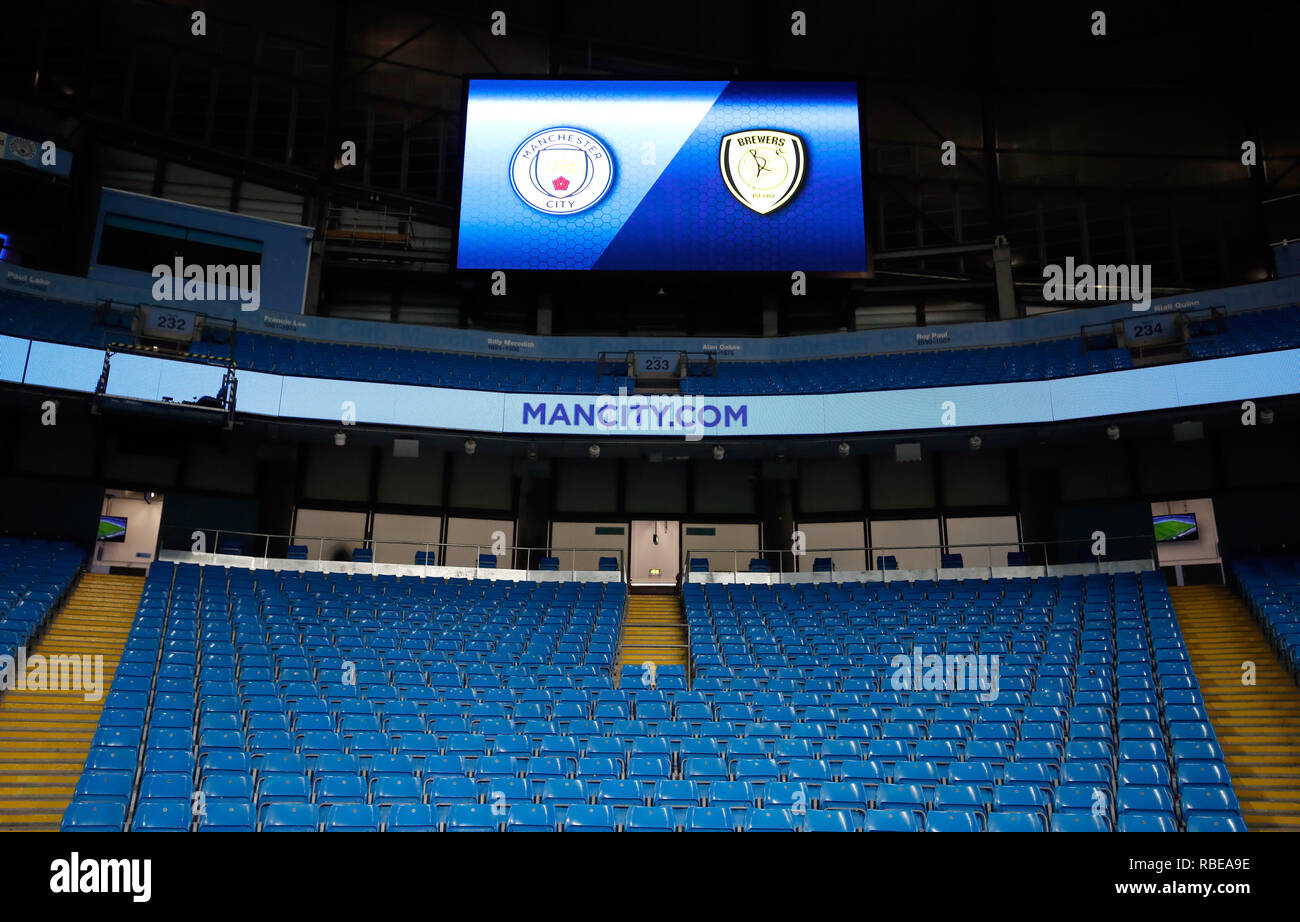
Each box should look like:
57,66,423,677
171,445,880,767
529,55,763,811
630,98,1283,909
719,130,806,215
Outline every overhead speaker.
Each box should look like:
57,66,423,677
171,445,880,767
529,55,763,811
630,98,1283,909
761,461,798,480
393,439,419,458
895,442,922,463
1172,421,1204,442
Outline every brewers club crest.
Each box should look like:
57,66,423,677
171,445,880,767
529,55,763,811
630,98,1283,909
510,127,615,215
719,129,806,215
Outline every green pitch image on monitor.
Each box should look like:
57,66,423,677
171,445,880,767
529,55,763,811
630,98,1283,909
1153,513,1197,543
98,515,128,542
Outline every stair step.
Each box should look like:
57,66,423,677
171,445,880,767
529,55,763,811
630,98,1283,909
0,570,143,829
620,591,690,678
1170,585,1300,832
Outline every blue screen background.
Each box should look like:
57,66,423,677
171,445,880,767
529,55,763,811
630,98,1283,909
457,80,867,271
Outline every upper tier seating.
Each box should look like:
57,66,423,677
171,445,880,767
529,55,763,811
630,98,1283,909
59,560,1242,830
679,339,1135,395
4,291,1298,397
1231,558,1300,674
1185,308,1300,361
0,538,83,658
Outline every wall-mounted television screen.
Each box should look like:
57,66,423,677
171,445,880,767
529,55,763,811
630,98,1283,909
98,515,128,542
1153,513,1198,543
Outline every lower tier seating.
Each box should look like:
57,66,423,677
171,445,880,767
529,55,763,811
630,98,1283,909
0,537,84,664
1231,557,1300,674
60,564,1243,830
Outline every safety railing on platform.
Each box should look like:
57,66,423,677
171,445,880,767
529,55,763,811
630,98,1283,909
156,526,626,580
683,534,1160,582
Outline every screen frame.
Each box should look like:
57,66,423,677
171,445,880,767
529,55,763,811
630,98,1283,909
453,74,871,276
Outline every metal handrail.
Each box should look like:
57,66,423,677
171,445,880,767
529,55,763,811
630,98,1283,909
157,525,627,580
685,534,1161,581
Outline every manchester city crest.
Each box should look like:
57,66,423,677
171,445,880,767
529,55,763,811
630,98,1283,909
5,135,37,162
719,129,806,215
510,127,614,215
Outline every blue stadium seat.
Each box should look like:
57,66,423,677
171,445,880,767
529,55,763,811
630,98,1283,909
1119,813,1179,832
1184,814,1247,832
986,812,1046,832
131,802,192,832
506,803,558,832
62,801,127,832
325,804,382,832
387,804,439,832
803,810,853,832
926,810,984,832
863,809,922,832
198,803,256,832
563,804,618,832
624,806,675,832
261,803,320,832
446,804,501,832
1051,813,1111,832
73,770,133,807
745,808,798,832
684,806,734,832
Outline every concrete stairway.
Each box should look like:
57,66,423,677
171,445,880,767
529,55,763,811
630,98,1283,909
617,589,687,687
1171,584,1300,831
0,572,143,831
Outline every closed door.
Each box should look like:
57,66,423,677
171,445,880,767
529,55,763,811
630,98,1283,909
630,520,679,584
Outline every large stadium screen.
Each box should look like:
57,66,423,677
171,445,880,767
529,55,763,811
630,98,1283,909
456,79,868,271
1153,513,1198,543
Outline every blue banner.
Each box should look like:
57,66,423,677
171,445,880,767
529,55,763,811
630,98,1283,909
0,132,73,178
6,335,1295,437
